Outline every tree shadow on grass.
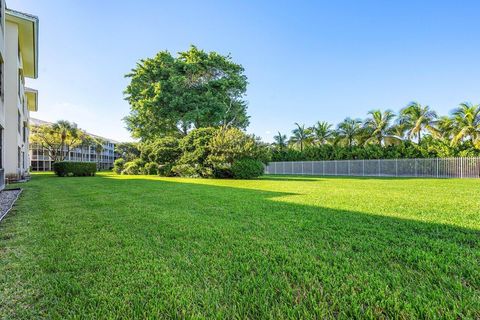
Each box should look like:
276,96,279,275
8,174,480,319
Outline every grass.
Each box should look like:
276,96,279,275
0,172,479,319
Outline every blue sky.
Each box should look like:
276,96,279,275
13,0,480,142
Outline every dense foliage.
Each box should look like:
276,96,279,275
118,127,269,178
231,158,265,179
31,120,106,166
53,162,97,177
115,142,141,162
272,102,480,161
124,46,249,140
113,158,125,174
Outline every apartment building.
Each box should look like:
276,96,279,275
29,118,118,171
0,1,39,189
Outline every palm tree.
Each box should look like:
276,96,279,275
311,121,333,145
363,109,399,146
92,138,105,170
272,132,288,150
51,120,81,161
389,122,409,140
450,102,480,147
289,123,312,151
399,102,437,144
336,118,362,147
435,116,456,141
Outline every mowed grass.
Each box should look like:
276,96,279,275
0,173,479,319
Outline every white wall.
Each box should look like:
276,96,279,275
4,20,30,179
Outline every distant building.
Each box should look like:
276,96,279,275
29,118,118,171
0,3,39,188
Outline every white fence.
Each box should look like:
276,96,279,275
265,158,480,178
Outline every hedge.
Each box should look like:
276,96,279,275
231,158,265,179
53,162,97,177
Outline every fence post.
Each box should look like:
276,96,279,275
363,159,365,176
301,161,304,175
415,159,417,177
460,158,463,179
335,160,337,176
395,159,398,177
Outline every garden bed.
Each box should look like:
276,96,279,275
0,188,22,223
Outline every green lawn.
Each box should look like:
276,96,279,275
1,173,479,319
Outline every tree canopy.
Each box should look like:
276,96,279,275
124,45,249,140
30,120,88,163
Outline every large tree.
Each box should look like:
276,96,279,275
124,45,249,140
115,142,141,162
30,120,87,162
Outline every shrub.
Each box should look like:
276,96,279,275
122,159,144,175
171,164,200,177
113,158,125,174
53,162,97,177
206,128,270,177
231,158,265,179
177,128,217,166
144,162,158,175
158,163,175,177
141,137,182,164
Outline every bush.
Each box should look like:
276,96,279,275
158,163,175,177
207,128,270,167
171,164,200,177
141,137,182,164
53,161,97,177
122,159,144,175
231,158,265,179
113,158,125,174
144,162,158,175
177,128,217,166
205,128,270,178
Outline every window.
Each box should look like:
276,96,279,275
17,147,20,169
0,56,3,101
18,71,21,98
23,121,26,142
18,110,21,133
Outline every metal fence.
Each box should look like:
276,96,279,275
265,158,480,178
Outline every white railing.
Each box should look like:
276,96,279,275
265,158,480,178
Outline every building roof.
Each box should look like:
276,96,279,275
6,8,39,79
29,118,120,144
